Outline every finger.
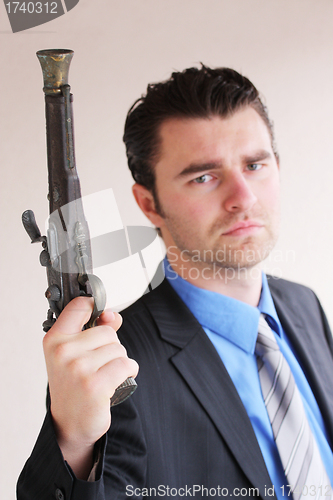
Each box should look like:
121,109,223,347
78,342,129,374
50,325,121,358
97,310,123,331
96,356,139,395
52,297,95,335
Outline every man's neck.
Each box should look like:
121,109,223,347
165,252,263,307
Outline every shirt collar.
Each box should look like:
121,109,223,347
258,274,283,336
164,258,282,354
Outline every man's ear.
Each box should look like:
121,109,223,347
132,183,165,227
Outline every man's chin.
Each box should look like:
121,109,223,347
209,239,276,269
165,233,277,270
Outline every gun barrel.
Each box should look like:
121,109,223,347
36,49,92,310
36,49,73,94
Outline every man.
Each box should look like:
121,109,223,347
17,66,333,499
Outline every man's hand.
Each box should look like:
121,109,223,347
42,297,139,479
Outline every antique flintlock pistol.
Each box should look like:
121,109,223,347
22,49,137,406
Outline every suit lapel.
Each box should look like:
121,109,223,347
143,279,274,497
269,279,333,446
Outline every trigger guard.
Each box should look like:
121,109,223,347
85,274,107,329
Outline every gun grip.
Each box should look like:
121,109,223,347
110,377,137,406
84,274,137,406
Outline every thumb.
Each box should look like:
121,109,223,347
54,296,95,335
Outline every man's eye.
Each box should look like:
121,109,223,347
193,174,213,184
247,163,263,171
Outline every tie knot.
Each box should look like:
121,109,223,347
255,314,279,358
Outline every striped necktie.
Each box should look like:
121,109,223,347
255,314,332,500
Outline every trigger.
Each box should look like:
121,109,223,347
85,274,107,329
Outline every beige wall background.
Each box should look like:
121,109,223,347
1,0,332,497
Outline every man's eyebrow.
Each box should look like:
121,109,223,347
240,150,272,163
176,150,273,179
176,161,222,178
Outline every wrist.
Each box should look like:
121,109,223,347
58,437,95,480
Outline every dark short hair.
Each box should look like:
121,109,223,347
123,65,278,192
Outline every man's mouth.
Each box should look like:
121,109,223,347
222,221,264,237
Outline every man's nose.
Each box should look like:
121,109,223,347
222,172,257,213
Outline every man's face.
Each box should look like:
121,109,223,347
149,106,280,270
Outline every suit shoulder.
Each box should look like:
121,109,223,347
268,275,333,352
267,275,318,303
120,294,149,320
117,282,166,344
119,278,180,325
118,296,154,345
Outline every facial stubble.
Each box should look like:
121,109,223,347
156,196,280,271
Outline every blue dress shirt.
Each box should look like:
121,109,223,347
164,259,333,498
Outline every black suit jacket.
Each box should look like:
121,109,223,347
17,276,333,500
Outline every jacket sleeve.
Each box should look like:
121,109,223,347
17,397,147,500
16,409,106,500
